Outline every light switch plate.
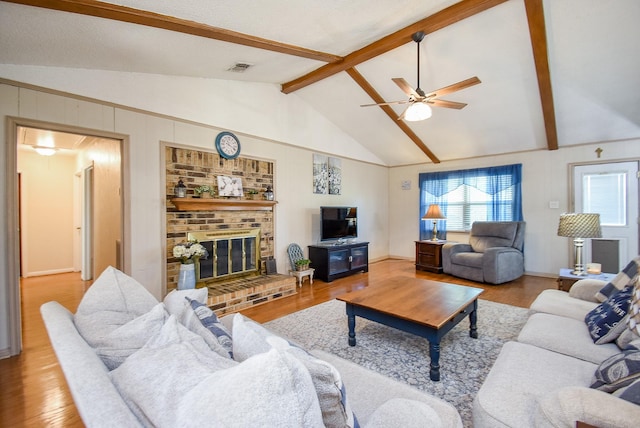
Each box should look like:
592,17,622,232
401,180,411,190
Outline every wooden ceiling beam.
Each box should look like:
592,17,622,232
524,0,558,150
346,68,440,164
282,0,508,94
3,0,342,62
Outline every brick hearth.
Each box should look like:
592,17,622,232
206,274,297,316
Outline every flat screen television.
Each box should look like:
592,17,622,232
320,206,358,241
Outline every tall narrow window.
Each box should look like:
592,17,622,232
418,164,523,239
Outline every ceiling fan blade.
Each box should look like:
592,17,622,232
360,100,409,107
397,104,412,121
424,76,481,99
428,99,468,110
392,78,421,99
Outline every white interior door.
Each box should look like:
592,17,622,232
573,161,639,271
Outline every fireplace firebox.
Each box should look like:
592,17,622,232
188,229,260,282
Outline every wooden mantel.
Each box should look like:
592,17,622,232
170,198,277,211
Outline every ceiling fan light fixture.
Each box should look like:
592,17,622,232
404,102,432,121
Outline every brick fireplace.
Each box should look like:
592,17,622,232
165,145,296,314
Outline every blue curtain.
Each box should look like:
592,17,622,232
418,164,523,240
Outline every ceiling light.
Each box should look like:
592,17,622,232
33,146,57,156
404,102,432,121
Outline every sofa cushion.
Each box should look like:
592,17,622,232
186,297,233,358
469,222,517,253
595,257,640,302
364,398,442,428
110,316,323,427
591,341,640,393
233,313,358,428
162,288,208,317
517,313,619,364
93,302,168,370
173,299,233,359
585,284,633,344
450,252,484,268
472,342,597,428
74,266,158,346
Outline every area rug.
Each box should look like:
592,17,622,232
264,298,529,427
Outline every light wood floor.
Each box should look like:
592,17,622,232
0,259,556,427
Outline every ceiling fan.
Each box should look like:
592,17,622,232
361,31,481,121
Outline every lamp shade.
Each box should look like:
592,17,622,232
557,213,602,238
404,102,432,121
422,204,446,220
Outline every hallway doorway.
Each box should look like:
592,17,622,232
7,118,126,356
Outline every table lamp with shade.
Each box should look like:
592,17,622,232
557,213,602,275
422,204,446,241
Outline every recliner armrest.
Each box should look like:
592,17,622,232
442,242,473,255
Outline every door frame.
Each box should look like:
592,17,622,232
5,116,130,356
568,158,640,271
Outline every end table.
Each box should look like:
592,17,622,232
415,240,445,273
557,268,615,292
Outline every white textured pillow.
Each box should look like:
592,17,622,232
162,288,208,317
110,316,238,427
177,348,324,427
233,313,358,428
94,303,168,370
74,266,158,346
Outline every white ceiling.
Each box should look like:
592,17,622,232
1,0,639,166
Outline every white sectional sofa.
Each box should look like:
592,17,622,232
473,260,640,427
42,266,463,428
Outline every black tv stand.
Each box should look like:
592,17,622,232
308,242,369,282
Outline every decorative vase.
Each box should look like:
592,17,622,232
177,263,196,290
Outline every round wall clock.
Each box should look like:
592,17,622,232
215,131,241,159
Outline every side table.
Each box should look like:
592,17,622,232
557,268,615,292
415,240,445,273
290,268,314,287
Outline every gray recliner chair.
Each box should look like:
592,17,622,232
442,221,526,284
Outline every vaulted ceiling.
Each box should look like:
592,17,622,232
1,0,638,166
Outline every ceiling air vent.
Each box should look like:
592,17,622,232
227,62,253,73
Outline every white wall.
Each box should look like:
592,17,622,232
389,142,639,276
17,150,76,276
0,79,389,356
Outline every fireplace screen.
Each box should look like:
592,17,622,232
188,229,260,281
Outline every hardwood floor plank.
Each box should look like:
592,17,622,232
0,260,556,426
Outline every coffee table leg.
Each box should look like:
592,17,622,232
429,341,441,381
346,305,356,346
469,299,478,339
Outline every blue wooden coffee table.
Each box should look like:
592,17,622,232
337,278,484,381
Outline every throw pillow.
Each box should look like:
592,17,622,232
109,315,239,427
74,266,159,346
585,284,633,344
94,302,168,370
617,277,640,349
232,314,359,428
613,377,640,406
185,297,233,358
162,288,208,317
591,341,640,393
595,257,640,302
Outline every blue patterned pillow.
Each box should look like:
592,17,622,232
591,342,640,393
595,258,640,302
585,284,633,344
187,298,233,358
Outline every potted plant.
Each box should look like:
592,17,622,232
295,259,311,271
194,185,214,198
246,189,260,199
